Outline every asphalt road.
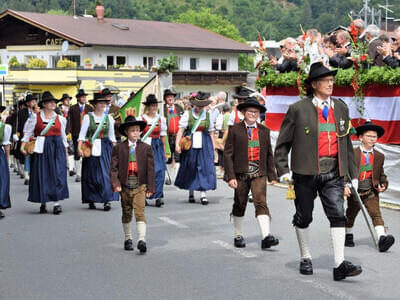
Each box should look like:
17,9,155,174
1,167,400,300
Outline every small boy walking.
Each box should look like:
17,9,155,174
110,114,155,253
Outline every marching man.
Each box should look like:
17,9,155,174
345,121,395,252
274,62,362,281
224,97,279,250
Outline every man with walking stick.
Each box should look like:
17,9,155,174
274,62,362,281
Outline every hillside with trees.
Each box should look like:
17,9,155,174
2,0,399,41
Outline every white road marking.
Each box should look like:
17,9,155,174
213,240,258,258
158,216,189,229
298,278,357,300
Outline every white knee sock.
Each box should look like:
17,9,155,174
137,221,146,242
24,171,29,180
295,227,312,260
346,227,353,234
53,202,60,207
331,227,345,268
375,225,385,238
233,216,243,237
68,156,74,171
200,191,207,198
123,222,132,241
75,160,81,177
257,215,270,239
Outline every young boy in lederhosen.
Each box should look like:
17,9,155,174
110,114,155,253
345,121,395,252
224,97,279,250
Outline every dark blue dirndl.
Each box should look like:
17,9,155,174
175,131,216,191
28,136,69,203
81,138,119,203
148,137,166,199
0,147,10,209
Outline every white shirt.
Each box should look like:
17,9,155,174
215,113,224,131
128,140,137,148
78,112,116,142
137,113,167,137
0,123,12,146
227,109,244,126
360,145,374,154
244,120,258,128
312,96,334,109
179,109,214,132
22,111,68,147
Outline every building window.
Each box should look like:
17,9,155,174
221,59,227,71
116,56,126,66
50,55,61,68
211,59,219,71
143,56,155,70
24,55,37,64
62,55,80,66
211,58,228,71
190,58,198,70
107,56,114,67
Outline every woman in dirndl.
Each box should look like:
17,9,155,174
78,92,119,211
138,94,167,207
0,106,12,218
21,91,69,214
175,92,216,205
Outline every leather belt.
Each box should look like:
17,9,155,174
319,157,338,174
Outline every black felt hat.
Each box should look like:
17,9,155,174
38,91,59,107
101,88,113,97
76,89,88,98
119,116,147,136
163,89,177,100
237,97,266,114
232,86,251,99
59,93,72,101
189,91,212,107
305,62,337,85
89,92,110,105
24,94,37,104
356,121,385,138
143,94,161,105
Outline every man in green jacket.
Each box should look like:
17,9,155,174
274,62,362,281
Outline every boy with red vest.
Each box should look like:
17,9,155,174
345,121,395,252
224,97,279,250
110,114,155,253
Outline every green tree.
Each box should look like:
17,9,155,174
175,8,245,43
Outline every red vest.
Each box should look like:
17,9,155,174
142,118,161,138
128,146,138,175
317,106,338,157
248,127,260,162
34,114,61,137
234,109,242,124
167,106,180,135
359,151,374,180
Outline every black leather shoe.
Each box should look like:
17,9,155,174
188,195,195,203
69,170,75,177
20,174,24,179
40,204,47,214
378,235,395,252
24,179,29,185
200,197,208,205
155,199,163,207
300,258,313,275
88,202,96,210
124,239,133,251
104,202,111,211
248,194,253,203
345,233,355,247
137,240,147,253
53,205,62,215
234,236,246,248
333,260,362,281
75,176,81,182
0,211,5,218
261,234,279,249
